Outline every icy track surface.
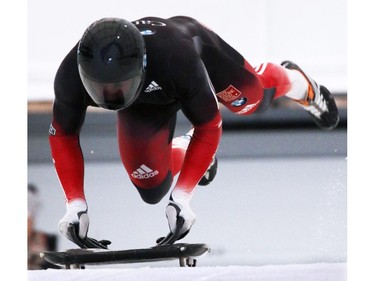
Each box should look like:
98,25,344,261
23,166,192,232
29,263,346,281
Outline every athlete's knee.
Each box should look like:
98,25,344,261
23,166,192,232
133,172,173,204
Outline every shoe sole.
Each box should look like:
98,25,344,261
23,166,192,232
281,61,339,130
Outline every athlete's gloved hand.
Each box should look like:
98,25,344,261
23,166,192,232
157,190,196,245
58,199,111,249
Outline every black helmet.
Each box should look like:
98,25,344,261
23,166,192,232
77,18,146,110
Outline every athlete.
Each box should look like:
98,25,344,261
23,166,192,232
50,16,339,248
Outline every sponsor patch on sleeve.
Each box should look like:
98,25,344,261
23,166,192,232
216,85,241,102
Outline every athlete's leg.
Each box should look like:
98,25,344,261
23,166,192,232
250,60,339,129
200,45,265,115
117,103,180,204
249,61,307,100
171,128,193,176
196,26,316,116
186,18,321,117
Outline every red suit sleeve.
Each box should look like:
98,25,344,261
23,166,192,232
174,111,222,193
49,133,85,202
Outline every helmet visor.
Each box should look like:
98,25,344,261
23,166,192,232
79,65,142,110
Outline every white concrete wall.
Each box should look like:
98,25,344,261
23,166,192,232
28,0,347,101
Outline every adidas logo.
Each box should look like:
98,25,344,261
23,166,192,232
144,81,162,93
131,164,159,179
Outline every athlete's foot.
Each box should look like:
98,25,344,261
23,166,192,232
281,60,339,130
198,156,218,186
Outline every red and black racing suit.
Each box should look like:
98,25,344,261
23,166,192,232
50,16,291,204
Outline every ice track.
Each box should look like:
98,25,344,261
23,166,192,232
28,263,346,281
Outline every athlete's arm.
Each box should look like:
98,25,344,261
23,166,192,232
177,101,222,193
49,99,86,202
49,43,89,203
157,48,222,245
49,45,112,248
170,47,223,195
